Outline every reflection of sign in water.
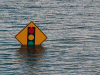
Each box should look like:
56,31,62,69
15,21,47,46
17,45,45,62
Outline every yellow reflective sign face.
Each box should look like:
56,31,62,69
15,21,47,45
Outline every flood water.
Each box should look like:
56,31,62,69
1,0,100,75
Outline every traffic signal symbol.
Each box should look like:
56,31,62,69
27,27,35,46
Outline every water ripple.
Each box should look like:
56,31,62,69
0,0,100,75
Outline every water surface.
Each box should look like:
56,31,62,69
0,0,100,75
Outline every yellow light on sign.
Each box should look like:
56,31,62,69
28,35,34,40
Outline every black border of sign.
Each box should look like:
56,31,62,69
15,21,47,45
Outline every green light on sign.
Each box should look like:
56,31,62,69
28,41,34,45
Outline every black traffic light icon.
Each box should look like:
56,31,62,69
27,27,35,47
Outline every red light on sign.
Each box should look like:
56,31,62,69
28,28,34,34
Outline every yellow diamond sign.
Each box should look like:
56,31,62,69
15,21,47,45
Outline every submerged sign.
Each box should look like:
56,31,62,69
15,21,47,46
